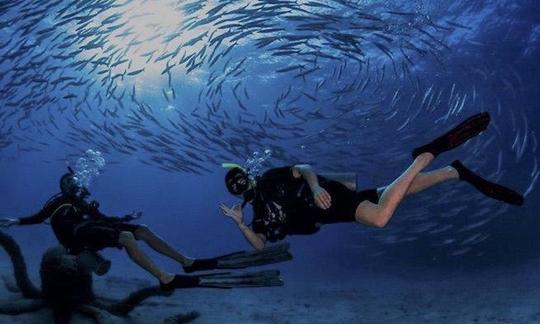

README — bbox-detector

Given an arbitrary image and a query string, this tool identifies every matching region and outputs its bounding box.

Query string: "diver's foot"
[160,274,201,291]
[412,112,491,159]
[183,258,219,273]
[415,152,435,165]
[451,160,524,206]
[160,273,175,285]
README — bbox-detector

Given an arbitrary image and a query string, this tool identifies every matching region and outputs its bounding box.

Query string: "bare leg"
[355,153,434,227]
[402,165,459,196]
[118,231,173,284]
[134,226,193,266]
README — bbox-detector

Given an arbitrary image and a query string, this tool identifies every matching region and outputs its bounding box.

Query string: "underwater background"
[0,0,539,323]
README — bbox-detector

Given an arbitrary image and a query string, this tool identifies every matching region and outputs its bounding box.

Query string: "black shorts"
[72,221,141,252]
[315,180,380,224]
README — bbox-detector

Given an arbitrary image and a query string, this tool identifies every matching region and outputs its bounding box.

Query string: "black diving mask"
[60,167,91,199]
[228,173,250,195]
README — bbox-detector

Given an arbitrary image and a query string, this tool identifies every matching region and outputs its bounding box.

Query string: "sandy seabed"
[1,260,539,324]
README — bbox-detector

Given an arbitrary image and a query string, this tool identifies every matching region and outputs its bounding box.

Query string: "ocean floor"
[1,259,539,324]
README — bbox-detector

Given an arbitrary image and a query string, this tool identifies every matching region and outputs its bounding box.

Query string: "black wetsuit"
[18,194,140,253]
[251,166,379,242]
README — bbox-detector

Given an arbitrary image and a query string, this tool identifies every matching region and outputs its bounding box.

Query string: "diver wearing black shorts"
[248,166,381,242]
[17,190,140,253]
[221,165,383,244]
[221,113,524,250]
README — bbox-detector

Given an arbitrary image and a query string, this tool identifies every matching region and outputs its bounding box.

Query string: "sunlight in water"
[108,0,184,76]
[74,0,211,90]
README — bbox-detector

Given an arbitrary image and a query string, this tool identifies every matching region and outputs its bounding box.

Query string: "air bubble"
[244,149,273,177]
[73,149,106,188]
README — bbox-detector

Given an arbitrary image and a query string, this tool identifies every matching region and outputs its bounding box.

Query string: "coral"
[0,230,181,324]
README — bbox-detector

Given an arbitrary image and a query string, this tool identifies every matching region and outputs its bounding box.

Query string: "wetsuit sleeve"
[18,202,58,225]
[91,209,130,223]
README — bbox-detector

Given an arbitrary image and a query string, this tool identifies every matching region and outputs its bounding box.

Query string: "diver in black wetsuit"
[0,168,287,290]
[220,113,524,250]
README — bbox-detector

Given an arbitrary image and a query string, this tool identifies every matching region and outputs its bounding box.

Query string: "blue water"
[1,0,539,323]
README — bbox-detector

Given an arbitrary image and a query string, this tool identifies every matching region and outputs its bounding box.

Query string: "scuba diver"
[220,112,525,250]
[0,167,290,290]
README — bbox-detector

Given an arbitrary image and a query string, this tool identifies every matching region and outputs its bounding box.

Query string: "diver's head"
[59,167,89,198]
[60,173,79,196]
[225,167,251,196]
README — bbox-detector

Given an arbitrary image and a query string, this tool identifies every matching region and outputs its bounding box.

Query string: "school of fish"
[0,0,537,259]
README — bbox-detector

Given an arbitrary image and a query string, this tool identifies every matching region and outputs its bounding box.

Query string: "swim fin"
[183,243,293,273]
[160,270,283,291]
[412,112,491,159]
[451,160,524,206]
[160,275,201,291]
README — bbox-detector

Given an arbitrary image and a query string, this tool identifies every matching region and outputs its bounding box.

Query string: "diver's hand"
[313,185,332,209]
[124,211,142,222]
[220,203,243,225]
[0,218,19,228]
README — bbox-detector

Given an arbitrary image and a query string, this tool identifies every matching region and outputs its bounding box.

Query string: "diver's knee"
[372,217,389,228]
[118,231,136,247]
[134,224,151,240]
[355,205,390,228]
[372,208,392,228]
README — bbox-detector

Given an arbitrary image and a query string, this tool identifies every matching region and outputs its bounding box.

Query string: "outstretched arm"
[96,211,141,223]
[1,210,49,228]
[6,203,55,226]
[292,164,332,209]
[89,202,142,223]
[0,218,19,228]
[220,203,266,251]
